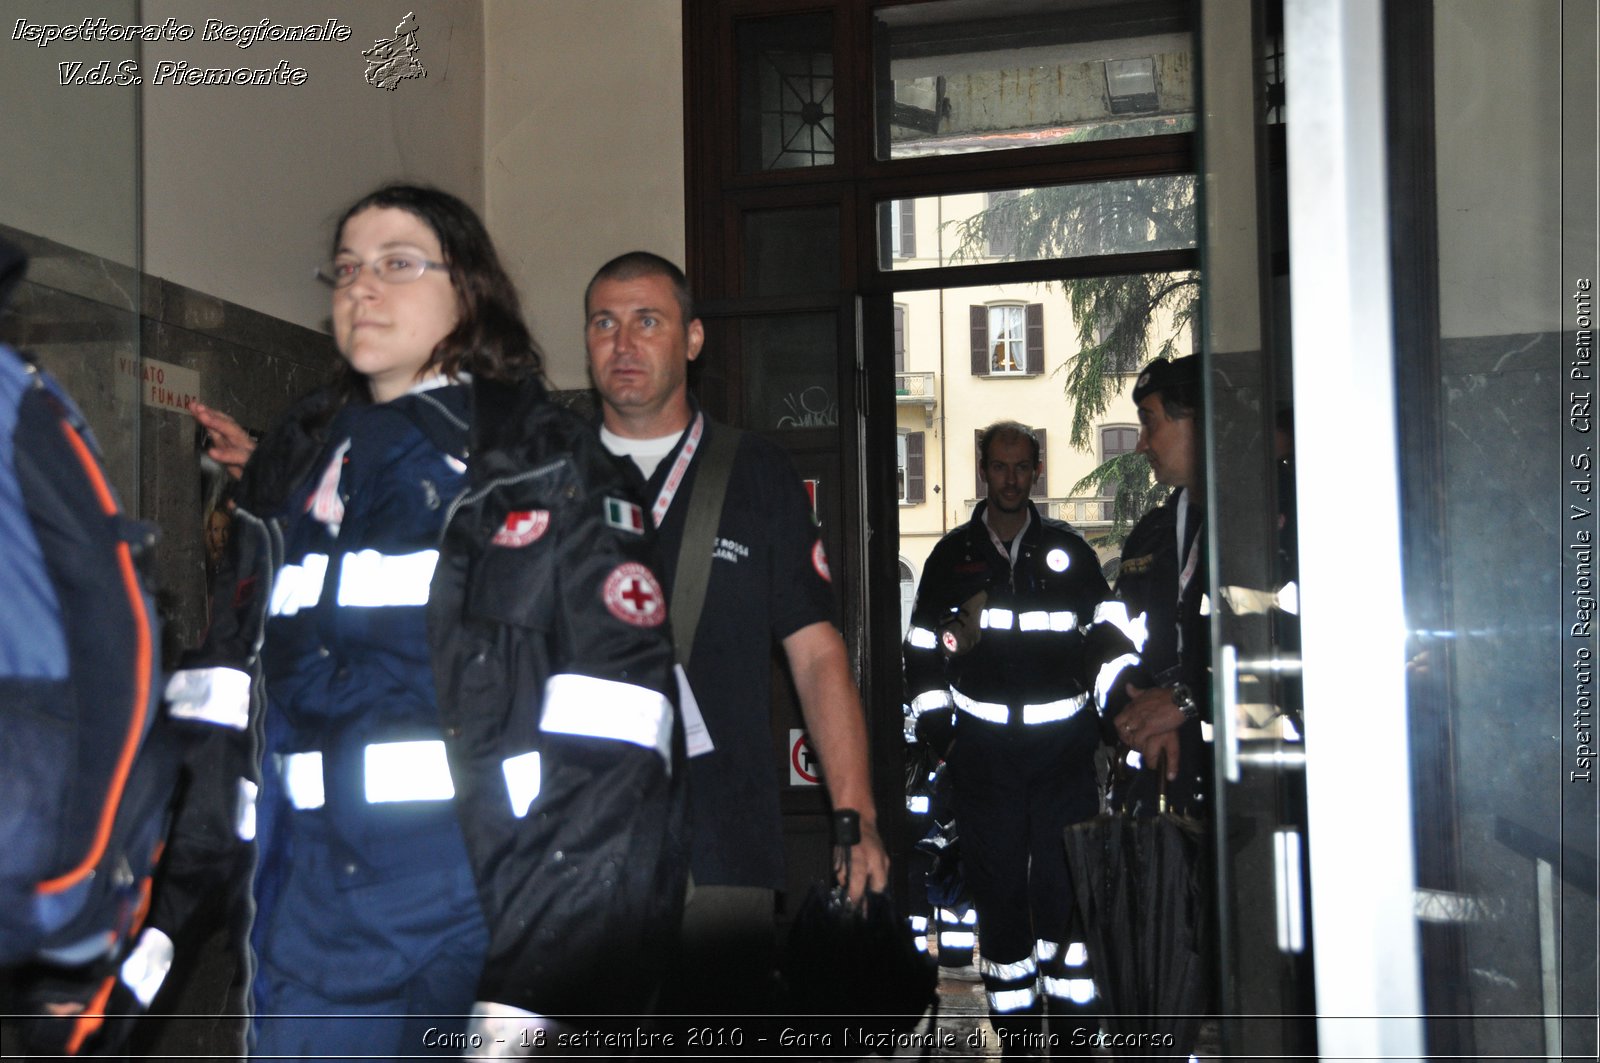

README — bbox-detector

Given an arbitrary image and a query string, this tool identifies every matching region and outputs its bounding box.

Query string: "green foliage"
[1070,451,1169,549]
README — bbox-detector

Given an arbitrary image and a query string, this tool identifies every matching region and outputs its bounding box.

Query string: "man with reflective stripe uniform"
[903,422,1138,1056]
[1107,355,1210,815]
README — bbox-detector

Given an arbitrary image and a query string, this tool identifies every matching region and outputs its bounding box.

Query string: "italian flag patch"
[604,496,646,535]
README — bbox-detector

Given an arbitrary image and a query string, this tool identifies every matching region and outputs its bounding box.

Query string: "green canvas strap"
[671,420,740,669]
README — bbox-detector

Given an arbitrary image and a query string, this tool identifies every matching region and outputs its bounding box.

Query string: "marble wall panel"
[0,222,337,652]
[1431,329,1589,1050]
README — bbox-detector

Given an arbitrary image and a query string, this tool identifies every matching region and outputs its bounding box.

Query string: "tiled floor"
[885,955,1219,1061]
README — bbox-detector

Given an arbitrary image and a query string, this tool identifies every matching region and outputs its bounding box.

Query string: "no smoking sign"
[789,729,821,786]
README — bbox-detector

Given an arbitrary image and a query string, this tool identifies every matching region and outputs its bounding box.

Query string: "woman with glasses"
[164,185,685,1059]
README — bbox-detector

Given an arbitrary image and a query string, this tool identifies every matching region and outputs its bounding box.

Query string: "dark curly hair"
[331,184,544,395]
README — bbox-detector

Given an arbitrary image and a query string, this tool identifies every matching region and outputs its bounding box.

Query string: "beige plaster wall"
[484,0,686,389]
[0,0,143,266]
[139,0,485,331]
[1434,0,1563,339]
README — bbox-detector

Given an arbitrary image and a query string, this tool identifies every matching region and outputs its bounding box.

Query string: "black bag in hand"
[780,812,938,1052]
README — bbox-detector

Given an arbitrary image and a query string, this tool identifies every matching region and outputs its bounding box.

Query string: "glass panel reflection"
[743,206,839,297]
[738,14,835,172]
[740,313,838,433]
[875,0,1194,160]
[878,177,1196,271]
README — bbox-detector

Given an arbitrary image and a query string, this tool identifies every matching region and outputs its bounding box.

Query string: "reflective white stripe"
[939,931,977,948]
[907,625,939,650]
[236,777,258,841]
[1034,939,1059,963]
[464,1001,559,1059]
[1094,600,1149,651]
[1039,975,1096,1004]
[540,673,674,766]
[1279,580,1300,615]
[1093,599,1130,630]
[119,927,175,1008]
[1018,610,1051,631]
[953,689,1010,724]
[937,908,962,921]
[1050,610,1079,632]
[269,553,329,616]
[909,689,954,715]
[1021,694,1088,725]
[914,936,929,952]
[954,688,1088,725]
[907,794,930,814]
[1064,941,1088,967]
[908,915,929,931]
[988,987,1037,1013]
[364,740,454,803]
[1095,652,1142,709]
[282,751,325,810]
[981,955,1038,981]
[337,549,439,608]
[502,751,541,818]
[979,607,1014,630]
[165,666,251,730]
[962,909,978,926]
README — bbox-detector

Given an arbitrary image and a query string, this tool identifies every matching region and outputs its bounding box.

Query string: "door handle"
[1220,644,1304,782]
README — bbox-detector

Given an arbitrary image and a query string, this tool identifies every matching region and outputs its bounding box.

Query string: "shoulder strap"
[670,421,740,668]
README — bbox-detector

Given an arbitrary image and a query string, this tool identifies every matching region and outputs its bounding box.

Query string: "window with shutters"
[974,427,1047,499]
[898,430,925,504]
[893,304,907,373]
[889,199,917,258]
[970,303,1043,376]
[1099,424,1139,496]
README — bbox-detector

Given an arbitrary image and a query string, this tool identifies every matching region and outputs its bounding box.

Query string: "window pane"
[989,305,1025,373]
[874,0,1194,161]
[743,206,839,296]
[738,14,835,172]
[738,313,838,432]
[877,177,1196,271]
[893,272,1193,583]
[1099,425,1139,496]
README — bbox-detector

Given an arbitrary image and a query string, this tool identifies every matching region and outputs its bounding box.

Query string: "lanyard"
[1176,489,1202,653]
[981,505,1030,578]
[1176,489,1201,599]
[650,412,705,528]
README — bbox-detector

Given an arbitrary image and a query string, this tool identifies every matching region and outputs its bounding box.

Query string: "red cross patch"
[811,540,831,583]
[492,509,550,548]
[602,563,666,627]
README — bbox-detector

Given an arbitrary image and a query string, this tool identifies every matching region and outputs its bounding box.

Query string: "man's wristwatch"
[1169,682,1200,721]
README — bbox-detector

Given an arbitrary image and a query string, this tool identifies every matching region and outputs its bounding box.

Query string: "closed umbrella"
[1063,760,1209,1060]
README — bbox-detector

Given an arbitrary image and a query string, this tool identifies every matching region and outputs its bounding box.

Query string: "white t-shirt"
[599,424,682,480]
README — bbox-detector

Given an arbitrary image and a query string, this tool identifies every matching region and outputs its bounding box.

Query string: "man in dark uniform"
[903,422,1139,1055]
[1108,355,1209,813]
[584,252,888,1014]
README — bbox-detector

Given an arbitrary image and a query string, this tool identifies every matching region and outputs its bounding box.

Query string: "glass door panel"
[1405,1,1597,1057]
[1196,0,1318,1056]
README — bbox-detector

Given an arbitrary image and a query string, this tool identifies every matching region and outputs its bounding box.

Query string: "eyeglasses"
[315,254,447,289]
